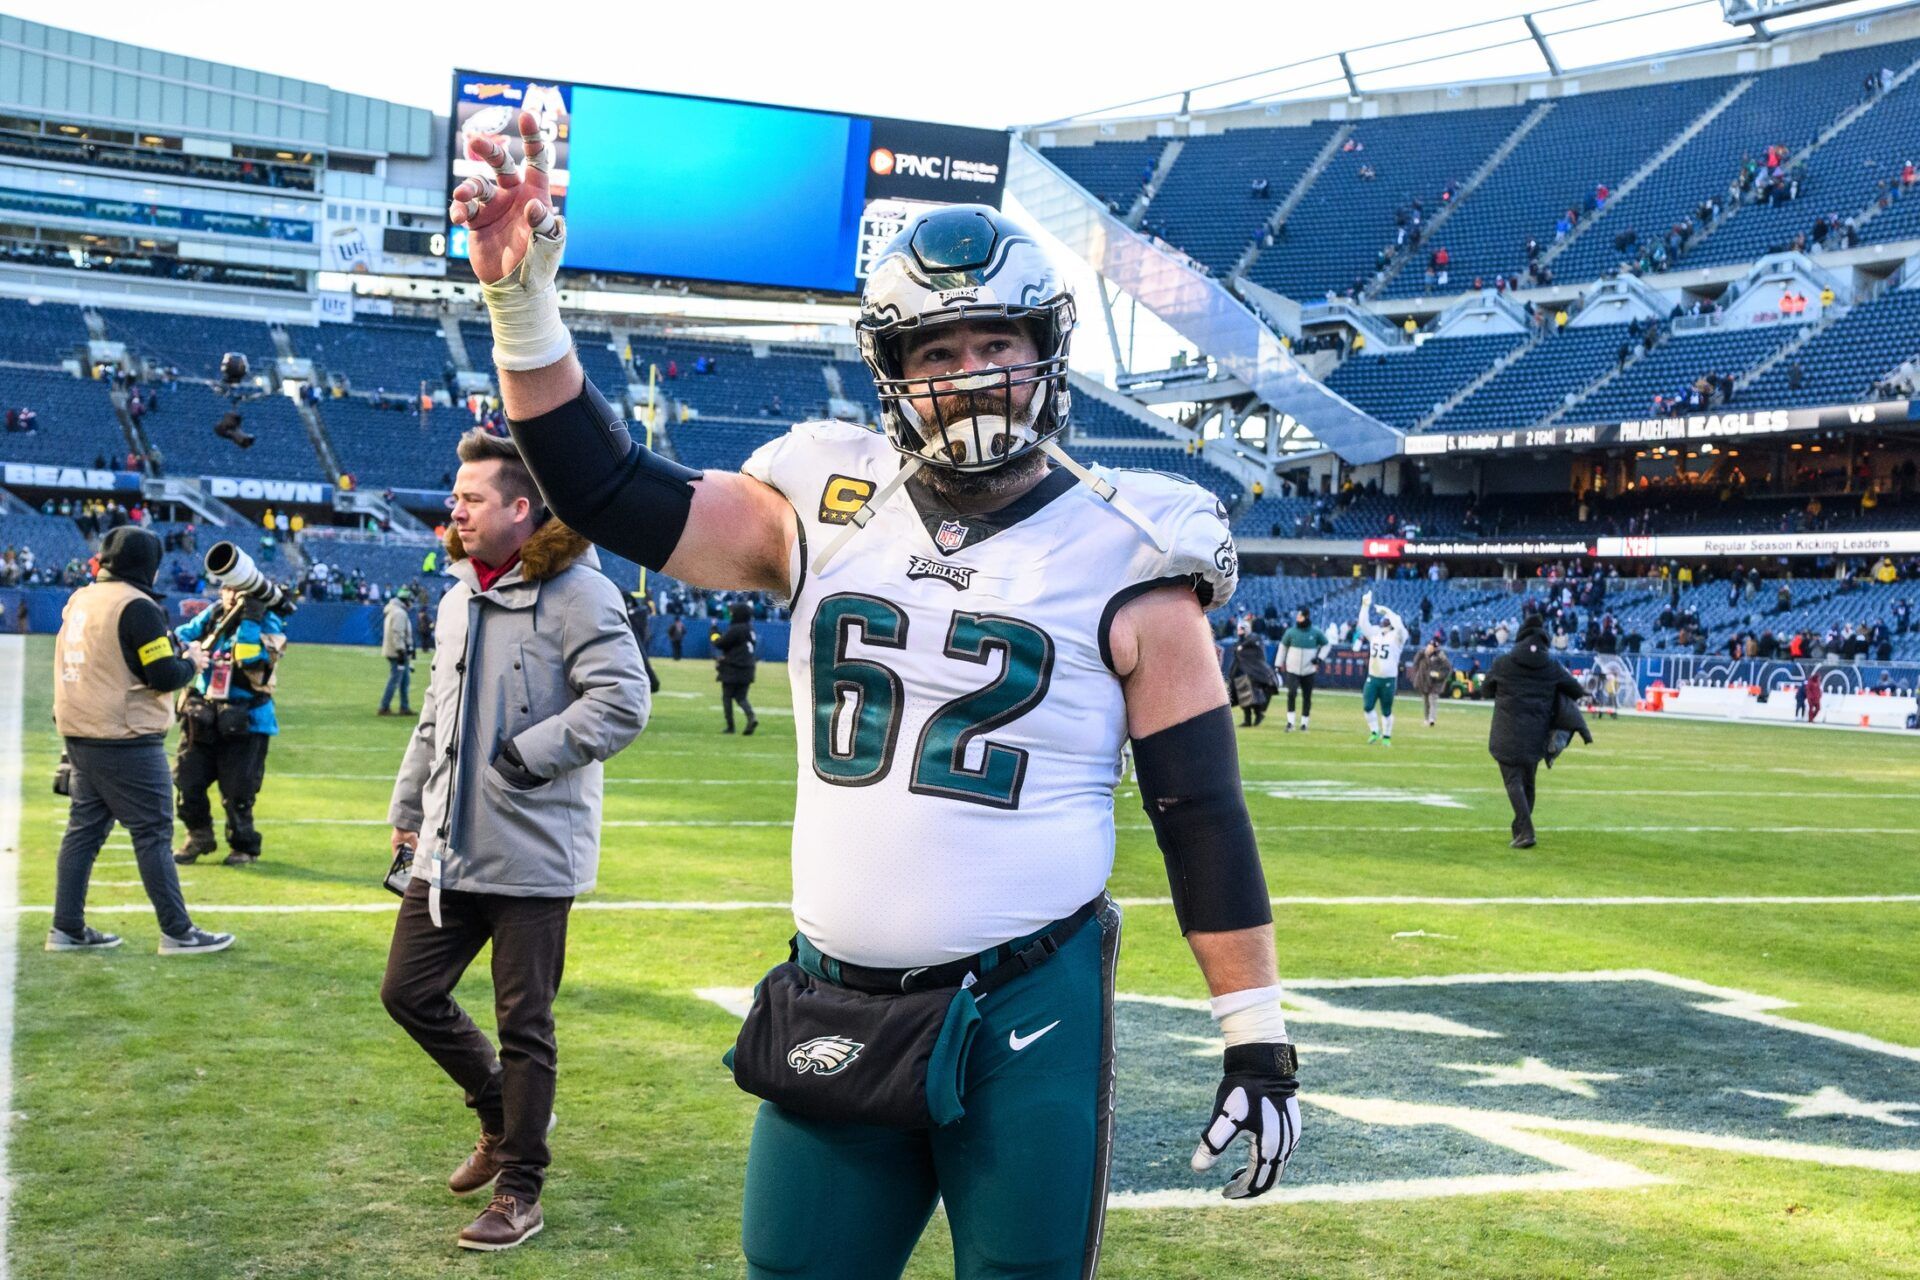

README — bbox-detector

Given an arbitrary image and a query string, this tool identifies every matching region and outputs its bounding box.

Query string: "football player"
[1355,592,1408,745]
[452,111,1301,1277]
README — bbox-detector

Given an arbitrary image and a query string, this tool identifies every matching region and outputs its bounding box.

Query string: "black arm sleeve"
[1132,705,1273,935]
[506,376,702,571]
[117,597,195,692]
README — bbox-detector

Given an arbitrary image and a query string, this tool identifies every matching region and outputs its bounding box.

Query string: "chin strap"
[812,455,925,573]
[1039,439,1169,552]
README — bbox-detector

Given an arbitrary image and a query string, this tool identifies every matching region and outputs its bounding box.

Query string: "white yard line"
[6,894,1918,917]
[0,635,22,1280]
[83,817,1914,837]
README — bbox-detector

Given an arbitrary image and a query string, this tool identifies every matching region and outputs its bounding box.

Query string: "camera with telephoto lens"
[204,541,295,615]
[53,751,71,796]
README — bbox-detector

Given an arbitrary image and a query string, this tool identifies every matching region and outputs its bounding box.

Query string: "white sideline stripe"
[0,635,22,1280]
[265,773,1920,801]
[116,821,1904,840]
[57,817,1919,837]
[10,894,1920,917]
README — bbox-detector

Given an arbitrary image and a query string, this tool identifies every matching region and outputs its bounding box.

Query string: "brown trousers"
[380,877,572,1200]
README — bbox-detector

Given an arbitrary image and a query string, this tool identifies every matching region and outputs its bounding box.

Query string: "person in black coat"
[1227,626,1279,727]
[1479,618,1585,848]
[711,602,758,735]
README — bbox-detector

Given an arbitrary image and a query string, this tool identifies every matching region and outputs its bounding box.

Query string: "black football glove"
[1191,1042,1301,1199]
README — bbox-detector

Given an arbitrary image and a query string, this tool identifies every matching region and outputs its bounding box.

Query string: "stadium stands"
[97,306,279,378]
[288,315,451,394]
[317,396,472,491]
[1380,76,1740,297]
[0,296,89,363]
[1246,104,1535,301]
[1533,39,1920,282]
[0,366,131,467]
[1430,325,1628,432]
[1742,288,1920,406]
[1069,395,1181,440]
[1322,333,1526,428]
[1039,138,1168,213]
[136,380,327,481]
[1139,121,1342,275]
[1564,325,1797,423]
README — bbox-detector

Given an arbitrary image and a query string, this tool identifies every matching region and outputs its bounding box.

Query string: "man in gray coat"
[381,430,648,1252]
[378,587,416,716]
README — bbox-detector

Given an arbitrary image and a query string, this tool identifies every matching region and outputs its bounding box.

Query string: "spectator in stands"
[379,588,417,717]
[1788,360,1805,391]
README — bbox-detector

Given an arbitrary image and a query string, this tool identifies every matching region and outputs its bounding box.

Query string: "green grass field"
[6,635,1919,1279]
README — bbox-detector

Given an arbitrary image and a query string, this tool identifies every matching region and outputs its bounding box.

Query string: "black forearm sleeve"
[506,376,702,571]
[117,597,194,692]
[1132,705,1273,935]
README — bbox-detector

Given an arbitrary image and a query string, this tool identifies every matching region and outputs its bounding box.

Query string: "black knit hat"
[96,526,162,591]
[1515,617,1548,645]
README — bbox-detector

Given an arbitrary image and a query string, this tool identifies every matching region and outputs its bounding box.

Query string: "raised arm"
[454,110,794,594]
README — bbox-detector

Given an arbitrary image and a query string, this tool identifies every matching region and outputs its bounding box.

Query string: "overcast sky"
[7,0,1911,128]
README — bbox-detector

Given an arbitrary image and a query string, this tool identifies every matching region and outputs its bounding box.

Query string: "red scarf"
[472,551,520,593]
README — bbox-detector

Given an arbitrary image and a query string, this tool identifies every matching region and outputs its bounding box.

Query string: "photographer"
[49,527,234,954]
[380,429,648,1251]
[172,580,286,867]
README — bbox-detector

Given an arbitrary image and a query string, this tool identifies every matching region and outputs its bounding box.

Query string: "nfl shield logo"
[935,520,969,553]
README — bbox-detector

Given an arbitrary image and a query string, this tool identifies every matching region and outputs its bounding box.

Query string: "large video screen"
[447,71,1010,294]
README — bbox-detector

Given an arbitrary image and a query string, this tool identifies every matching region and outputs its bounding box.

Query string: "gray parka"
[389,519,648,896]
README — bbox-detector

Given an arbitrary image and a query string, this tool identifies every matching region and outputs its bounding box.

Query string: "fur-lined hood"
[443,517,593,583]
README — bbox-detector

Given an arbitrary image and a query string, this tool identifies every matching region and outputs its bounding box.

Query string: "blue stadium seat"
[0,367,131,468]
[1039,138,1168,213]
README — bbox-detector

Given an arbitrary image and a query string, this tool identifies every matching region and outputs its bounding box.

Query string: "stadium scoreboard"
[447,71,1010,294]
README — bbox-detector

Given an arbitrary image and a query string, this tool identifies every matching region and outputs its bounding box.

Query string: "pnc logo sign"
[872,148,945,179]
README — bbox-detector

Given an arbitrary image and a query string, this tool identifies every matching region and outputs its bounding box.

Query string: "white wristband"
[1210,984,1290,1047]
[478,207,574,373]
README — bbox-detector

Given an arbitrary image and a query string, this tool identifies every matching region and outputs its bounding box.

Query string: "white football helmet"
[856,205,1075,473]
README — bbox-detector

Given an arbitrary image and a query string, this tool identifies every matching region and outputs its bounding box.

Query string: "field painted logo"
[818,475,875,525]
[1260,780,1468,809]
[707,972,1920,1204]
[788,1035,864,1076]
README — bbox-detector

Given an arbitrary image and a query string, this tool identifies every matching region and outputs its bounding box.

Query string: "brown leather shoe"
[457,1194,543,1251]
[448,1131,503,1196]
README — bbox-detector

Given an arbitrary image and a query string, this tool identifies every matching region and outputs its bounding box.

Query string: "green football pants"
[1362,675,1397,716]
[742,901,1122,1280]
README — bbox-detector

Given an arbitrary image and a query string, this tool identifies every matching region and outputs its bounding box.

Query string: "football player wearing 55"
[452,110,1301,1277]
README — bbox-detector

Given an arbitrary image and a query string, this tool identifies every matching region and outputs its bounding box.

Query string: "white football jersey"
[1357,608,1408,680]
[744,422,1238,967]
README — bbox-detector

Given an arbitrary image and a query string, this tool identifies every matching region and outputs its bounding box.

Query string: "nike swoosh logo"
[1008,1020,1061,1052]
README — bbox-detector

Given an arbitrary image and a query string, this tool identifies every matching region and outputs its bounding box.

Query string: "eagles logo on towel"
[788,1035,865,1076]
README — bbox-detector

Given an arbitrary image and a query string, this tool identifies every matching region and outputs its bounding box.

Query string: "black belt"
[814,895,1106,997]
